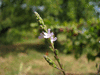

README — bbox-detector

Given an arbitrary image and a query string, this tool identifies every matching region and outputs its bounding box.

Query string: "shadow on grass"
[0,43,49,57]
[0,40,65,57]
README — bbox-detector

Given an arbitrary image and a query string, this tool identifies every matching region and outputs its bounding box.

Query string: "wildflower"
[99,41,100,43]
[38,29,53,39]
[44,55,57,68]
[38,29,57,43]
[43,29,54,38]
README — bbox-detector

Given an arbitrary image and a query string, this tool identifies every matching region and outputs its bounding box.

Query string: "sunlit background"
[0,0,100,75]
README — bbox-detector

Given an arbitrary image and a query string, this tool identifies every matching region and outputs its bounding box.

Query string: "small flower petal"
[50,37,57,43]
[43,32,47,35]
[38,33,44,39]
[51,32,54,36]
[43,29,53,38]
[53,37,57,41]
[44,34,51,38]
[48,29,51,34]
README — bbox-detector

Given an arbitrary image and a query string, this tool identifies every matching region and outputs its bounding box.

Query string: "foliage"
[0,0,34,44]
[0,0,96,44]
[52,18,100,61]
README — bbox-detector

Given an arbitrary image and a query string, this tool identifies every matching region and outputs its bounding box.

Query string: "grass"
[0,48,99,75]
[0,34,100,75]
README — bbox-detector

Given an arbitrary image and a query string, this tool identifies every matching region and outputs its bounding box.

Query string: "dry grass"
[0,48,99,75]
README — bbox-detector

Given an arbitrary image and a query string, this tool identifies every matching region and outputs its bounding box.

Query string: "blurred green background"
[0,0,100,75]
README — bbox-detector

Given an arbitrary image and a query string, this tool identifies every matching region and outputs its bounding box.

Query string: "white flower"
[38,28,57,43]
[38,29,54,39]
[43,29,54,38]
[99,41,100,43]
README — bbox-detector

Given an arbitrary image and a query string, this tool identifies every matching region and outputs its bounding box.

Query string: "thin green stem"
[51,43,66,75]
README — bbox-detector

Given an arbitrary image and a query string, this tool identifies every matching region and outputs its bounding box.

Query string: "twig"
[51,43,66,75]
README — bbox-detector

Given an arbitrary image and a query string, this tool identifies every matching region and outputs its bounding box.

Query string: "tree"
[0,0,34,44]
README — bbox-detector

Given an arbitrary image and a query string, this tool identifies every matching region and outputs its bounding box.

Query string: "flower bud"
[44,55,57,68]
[34,12,44,25]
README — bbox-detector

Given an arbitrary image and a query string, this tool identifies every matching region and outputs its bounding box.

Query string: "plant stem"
[51,43,66,75]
